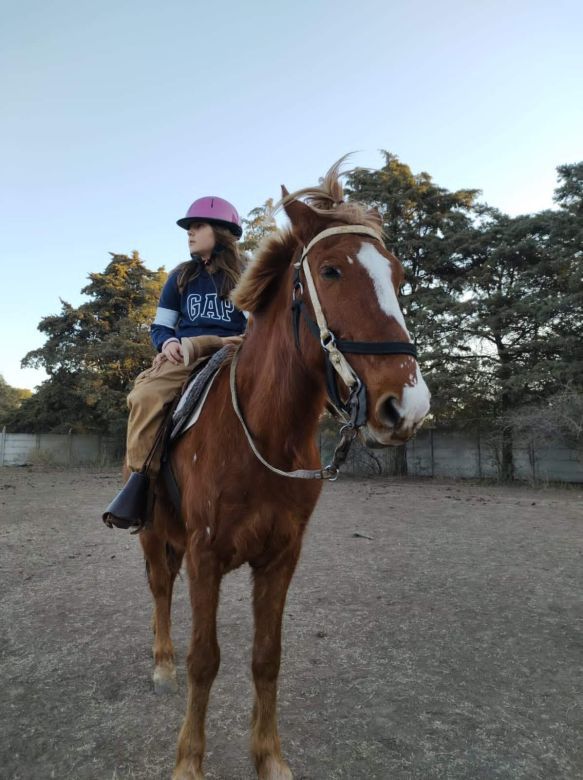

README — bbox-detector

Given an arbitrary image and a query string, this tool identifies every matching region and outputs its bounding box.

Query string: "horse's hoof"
[257,756,293,780]
[172,758,204,779]
[152,662,177,694]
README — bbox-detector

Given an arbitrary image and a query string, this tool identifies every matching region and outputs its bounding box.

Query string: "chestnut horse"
[139,161,430,780]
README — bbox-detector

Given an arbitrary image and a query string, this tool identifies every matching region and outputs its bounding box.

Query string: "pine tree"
[9,252,166,433]
[345,152,481,422]
[454,163,583,477]
[240,199,277,253]
[0,375,31,425]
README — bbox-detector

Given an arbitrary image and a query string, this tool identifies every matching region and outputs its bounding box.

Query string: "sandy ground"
[0,467,582,780]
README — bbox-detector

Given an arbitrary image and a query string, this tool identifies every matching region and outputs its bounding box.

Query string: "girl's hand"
[162,340,183,365]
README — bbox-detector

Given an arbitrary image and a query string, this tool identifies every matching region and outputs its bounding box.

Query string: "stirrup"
[102,471,149,530]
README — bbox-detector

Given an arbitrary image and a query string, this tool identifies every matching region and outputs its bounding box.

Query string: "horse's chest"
[188,476,320,570]
[208,498,310,570]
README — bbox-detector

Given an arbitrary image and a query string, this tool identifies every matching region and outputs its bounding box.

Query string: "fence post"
[529,440,536,482]
[0,426,6,467]
[430,428,435,477]
[68,428,73,467]
[477,424,482,479]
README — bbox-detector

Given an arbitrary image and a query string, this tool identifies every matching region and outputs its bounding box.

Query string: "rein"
[230,224,417,480]
[229,350,348,480]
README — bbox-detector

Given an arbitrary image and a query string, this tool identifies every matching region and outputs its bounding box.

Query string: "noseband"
[230,224,418,480]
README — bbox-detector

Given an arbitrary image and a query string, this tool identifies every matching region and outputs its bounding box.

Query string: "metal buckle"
[292,281,304,301]
[320,330,336,350]
[321,463,339,481]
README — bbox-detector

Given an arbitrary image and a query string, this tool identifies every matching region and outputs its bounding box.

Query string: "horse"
[139,159,431,780]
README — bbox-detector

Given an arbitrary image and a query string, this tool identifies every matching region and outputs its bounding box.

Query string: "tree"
[450,162,583,478]
[345,152,482,472]
[554,161,583,217]
[0,375,31,425]
[345,153,583,479]
[510,387,583,453]
[240,199,277,253]
[345,152,482,424]
[8,252,166,434]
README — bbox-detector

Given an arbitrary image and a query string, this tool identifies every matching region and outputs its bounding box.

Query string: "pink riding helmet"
[177,196,243,238]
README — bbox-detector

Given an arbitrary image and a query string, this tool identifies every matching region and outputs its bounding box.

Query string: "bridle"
[230,224,418,480]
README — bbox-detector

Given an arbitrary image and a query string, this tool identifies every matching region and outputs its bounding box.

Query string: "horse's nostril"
[378,395,402,427]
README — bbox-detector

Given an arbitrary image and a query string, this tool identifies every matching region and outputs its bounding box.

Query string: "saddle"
[155,344,234,517]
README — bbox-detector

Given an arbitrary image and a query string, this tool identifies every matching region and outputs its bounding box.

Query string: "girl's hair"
[174,225,245,298]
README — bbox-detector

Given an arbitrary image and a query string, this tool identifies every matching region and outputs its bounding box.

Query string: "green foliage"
[458,204,583,418]
[8,160,582,477]
[345,151,482,421]
[240,199,277,253]
[0,375,31,426]
[554,161,583,216]
[345,153,583,428]
[8,252,166,433]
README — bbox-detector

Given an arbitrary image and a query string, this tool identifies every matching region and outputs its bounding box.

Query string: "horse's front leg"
[140,527,183,694]
[173,547,222,780]
[251,543,301,780]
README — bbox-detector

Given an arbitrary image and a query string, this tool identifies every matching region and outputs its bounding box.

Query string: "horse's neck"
[235,303,326,463]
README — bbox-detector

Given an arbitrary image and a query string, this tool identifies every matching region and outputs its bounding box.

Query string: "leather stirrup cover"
[102,471,150,526]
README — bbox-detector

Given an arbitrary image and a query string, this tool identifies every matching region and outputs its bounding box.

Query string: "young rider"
[103,196,247,529]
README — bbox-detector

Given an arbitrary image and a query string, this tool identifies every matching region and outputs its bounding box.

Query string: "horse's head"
[281,188,430,447]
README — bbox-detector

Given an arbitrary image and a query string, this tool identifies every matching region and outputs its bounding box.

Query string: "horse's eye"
[320,265,341,280]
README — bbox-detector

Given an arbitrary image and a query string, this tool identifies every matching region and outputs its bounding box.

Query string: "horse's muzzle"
[362,387,430,448]
[361,422,421,449]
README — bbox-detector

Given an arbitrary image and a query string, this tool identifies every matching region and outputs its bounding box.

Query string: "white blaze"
[355,242,410,337]
[356,241,431,425]
[400,363,431,421]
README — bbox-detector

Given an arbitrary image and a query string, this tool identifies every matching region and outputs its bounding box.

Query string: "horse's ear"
[281,187,324,246]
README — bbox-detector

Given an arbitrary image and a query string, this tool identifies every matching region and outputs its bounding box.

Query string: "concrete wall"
[0,431,122,467]
[1,428,581,483]
[324,427,583,484]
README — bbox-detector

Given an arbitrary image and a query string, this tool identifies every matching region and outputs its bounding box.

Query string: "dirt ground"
[0,468,582,780]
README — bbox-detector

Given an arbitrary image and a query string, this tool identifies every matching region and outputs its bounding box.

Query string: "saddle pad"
[170,346,232,441]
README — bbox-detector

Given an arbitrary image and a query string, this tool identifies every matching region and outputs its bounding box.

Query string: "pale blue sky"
[1,0,581,389]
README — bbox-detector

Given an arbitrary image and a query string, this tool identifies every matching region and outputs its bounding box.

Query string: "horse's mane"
[278,154,383,231]
[232,229,297,313]
[232,155,383,313]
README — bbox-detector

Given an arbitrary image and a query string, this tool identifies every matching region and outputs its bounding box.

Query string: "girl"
[103,196,247,529]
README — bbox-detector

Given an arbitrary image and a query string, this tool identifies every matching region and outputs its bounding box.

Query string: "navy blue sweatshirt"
[150,260,247,352]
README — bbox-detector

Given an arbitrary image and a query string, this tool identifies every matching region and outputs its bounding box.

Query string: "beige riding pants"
[126,335,225,474]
